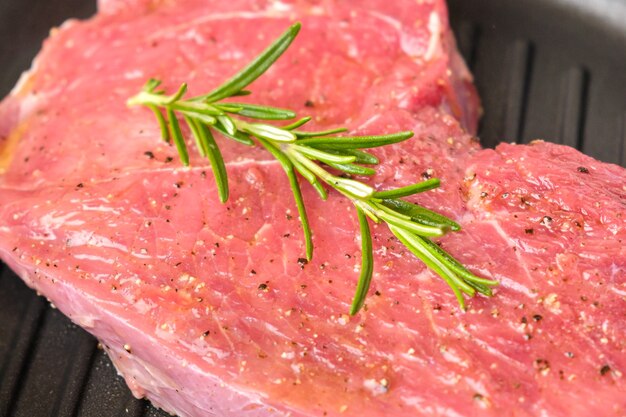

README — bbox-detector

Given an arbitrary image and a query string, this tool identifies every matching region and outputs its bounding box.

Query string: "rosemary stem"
[127,21,497,314]
[127,91,168,107]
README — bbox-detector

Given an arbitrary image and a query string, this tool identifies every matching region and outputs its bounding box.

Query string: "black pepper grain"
[533,359,550,373]
[297,258,308,269]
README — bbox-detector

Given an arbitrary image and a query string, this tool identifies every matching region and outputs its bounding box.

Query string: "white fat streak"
[150,10,291,39]
[495,276,536,299]
[366,11,402,31]
[464,376,489,399]
[367,11,422,60]
[401,396,467,417]
[74,314,97,328]
[65,230,128,252]
[485,219,536,297]
[440,346,469,368]
[264,322,289,339]
[30,211,84,241]
[610,285,626,297]
[424,12,442,61]
[80,204,121,214]
[110,345,182,392]
[124,69,144,80]
[363,379,387,396]
[12,66,37,97]
[227,158,279,168]
[356,113,383,131]
[11,70,47,123]
[311,347,337,370]
[367,9,442,62]
[465,333,528,373]
[253,222,273,242]
[269,0,293,12]
[73,253,115,264]
[1,160,281,194]
[40,211,85,229]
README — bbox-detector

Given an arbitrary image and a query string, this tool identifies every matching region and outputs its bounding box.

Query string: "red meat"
[0,1,624,416]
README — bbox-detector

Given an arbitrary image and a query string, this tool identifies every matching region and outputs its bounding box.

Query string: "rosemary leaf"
[197,122,229,203]
[297,131,413,149]
[381,199,461,231]
[376,204,446,237]
[258,137,313,261]
[374,178,441,199]
[327,162,376,176]
[287,167,314,261]
[217,114,237,136]
[183,115,208,157]
[148,104,169,142]
[231,90,252,97]
[282,116,312,130]
[178,111,217,126]
[350,207,374,315]
[217,102,296,120]
[143,78,162,92]
[389,226,467,309]
[293,127,349,137]
[419,237,498,294]
[167,83,188,104]
[166,108,189,166]
[291,144,357,164]
[330,177,374,199]
[200,23,301,103]
[213,123,255,146]
[171,101,223,117]
[319,148,380,165]
[291,158,328,200]
[311,181,328,200]
[243,123,297,143]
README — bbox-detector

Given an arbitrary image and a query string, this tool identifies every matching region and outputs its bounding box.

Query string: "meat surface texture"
[0,1,625,416]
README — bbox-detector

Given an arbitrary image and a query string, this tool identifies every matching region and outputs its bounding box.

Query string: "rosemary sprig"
[128,22,497,314]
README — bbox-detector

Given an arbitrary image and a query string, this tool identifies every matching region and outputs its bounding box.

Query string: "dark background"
[0,0,625,416]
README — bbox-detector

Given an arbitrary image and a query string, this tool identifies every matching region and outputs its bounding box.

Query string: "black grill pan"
[1,0,625,416]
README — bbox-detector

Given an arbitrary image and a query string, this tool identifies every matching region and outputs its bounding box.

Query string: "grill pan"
[1,0,625,416]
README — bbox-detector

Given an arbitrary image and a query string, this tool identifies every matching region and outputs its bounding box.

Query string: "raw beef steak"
[0,1,625,417]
